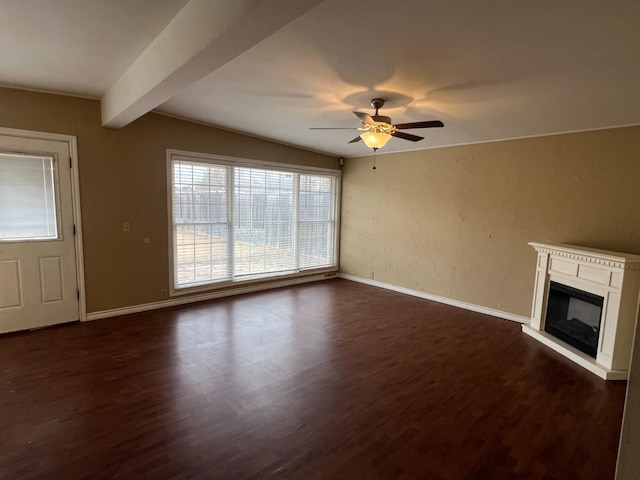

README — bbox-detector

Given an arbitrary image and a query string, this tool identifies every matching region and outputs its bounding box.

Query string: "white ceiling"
[1,0,639,157]
[0,0,188,96]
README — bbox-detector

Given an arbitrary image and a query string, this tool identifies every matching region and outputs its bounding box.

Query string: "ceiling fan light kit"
[360,129,392,150]
[311,98,444,152]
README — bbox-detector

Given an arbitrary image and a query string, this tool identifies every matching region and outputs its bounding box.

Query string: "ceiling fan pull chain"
[372,149,377,170]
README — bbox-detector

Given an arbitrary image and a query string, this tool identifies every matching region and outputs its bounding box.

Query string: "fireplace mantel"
[523,242,640,380]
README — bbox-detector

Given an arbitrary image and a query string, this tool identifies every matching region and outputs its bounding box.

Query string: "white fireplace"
[523,242,640,380]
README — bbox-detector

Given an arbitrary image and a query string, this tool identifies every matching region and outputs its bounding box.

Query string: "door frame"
[0,127,86,321]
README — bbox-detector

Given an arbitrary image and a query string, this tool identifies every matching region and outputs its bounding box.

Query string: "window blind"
[170,154,339,290]
[0,153,58,241]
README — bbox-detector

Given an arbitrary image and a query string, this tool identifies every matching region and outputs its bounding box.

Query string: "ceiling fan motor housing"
[370,98,385,109]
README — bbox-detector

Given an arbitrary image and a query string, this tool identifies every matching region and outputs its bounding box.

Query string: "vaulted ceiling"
[1,0,639,157]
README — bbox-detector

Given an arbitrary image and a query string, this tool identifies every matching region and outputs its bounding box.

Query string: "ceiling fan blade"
[348,136,362,143]
[394,120,444,129]
[309,127,359,130]
[353,111,376,125]
[392,131,424,142]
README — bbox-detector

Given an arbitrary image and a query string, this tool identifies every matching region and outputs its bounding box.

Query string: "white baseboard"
[86,273,336,321]
[337,273,530,324]
[85,272,528,325]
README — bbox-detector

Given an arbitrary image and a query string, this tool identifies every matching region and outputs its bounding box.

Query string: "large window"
[169,151,340,291]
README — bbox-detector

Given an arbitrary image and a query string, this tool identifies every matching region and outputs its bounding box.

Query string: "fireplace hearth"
[523,243,640,380]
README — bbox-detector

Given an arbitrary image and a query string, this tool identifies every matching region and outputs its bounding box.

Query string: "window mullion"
[329,177,337,265]
[293,173,300,271]
[227,165,235,280]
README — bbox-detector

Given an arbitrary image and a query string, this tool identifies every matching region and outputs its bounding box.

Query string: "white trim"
[68,136,86,321]
[170,267,338,297]
[167,149,342,175]
[0,127,86,321]
[166,152,176,296]
[345,123,640,158]
[529,241,640,270]
[86,272,336,321]
[337,273,530,324]
[155,111,340,159]
[0,83,99,101]
[344,123,640,159]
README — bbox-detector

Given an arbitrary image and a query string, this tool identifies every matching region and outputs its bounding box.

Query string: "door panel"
[0,134,78,333]
[39,256,64,303]
[0,259,22,308]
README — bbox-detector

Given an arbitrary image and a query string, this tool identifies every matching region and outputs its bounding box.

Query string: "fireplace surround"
[523,243,640,380]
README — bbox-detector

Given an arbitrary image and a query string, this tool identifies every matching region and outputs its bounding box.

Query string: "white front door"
[0,134,79,333]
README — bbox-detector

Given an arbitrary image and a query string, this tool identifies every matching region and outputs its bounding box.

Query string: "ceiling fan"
[310,98,444,150]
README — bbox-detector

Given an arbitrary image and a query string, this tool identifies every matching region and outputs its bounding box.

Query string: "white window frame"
[0,151,62,243]
[166,149,341,296]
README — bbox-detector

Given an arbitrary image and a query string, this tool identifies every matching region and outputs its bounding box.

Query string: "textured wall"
[0,87,338,313]
[340,126,640,317]
[617,306,640,479]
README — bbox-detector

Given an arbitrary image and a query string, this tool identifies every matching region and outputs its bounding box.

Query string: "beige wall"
[2,86,638,319]
[340,126,640,317]
[617,308,640,479]
[0,87,338,313]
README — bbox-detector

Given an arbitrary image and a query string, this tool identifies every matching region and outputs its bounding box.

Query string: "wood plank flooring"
[0,279,626,479]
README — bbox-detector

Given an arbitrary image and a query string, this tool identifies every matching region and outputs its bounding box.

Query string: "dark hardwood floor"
[0,279,626,479]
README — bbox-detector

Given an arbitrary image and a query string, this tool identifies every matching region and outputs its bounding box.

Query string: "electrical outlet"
[123,222,131,232]
[160,289,168,299]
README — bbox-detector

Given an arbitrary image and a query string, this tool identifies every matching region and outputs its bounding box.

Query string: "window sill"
[170,267,338,298]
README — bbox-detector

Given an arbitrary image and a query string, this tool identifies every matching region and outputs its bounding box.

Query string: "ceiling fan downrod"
[369,98,391,124]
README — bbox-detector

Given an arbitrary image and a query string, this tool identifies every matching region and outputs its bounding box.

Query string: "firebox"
[544,281,604,358]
